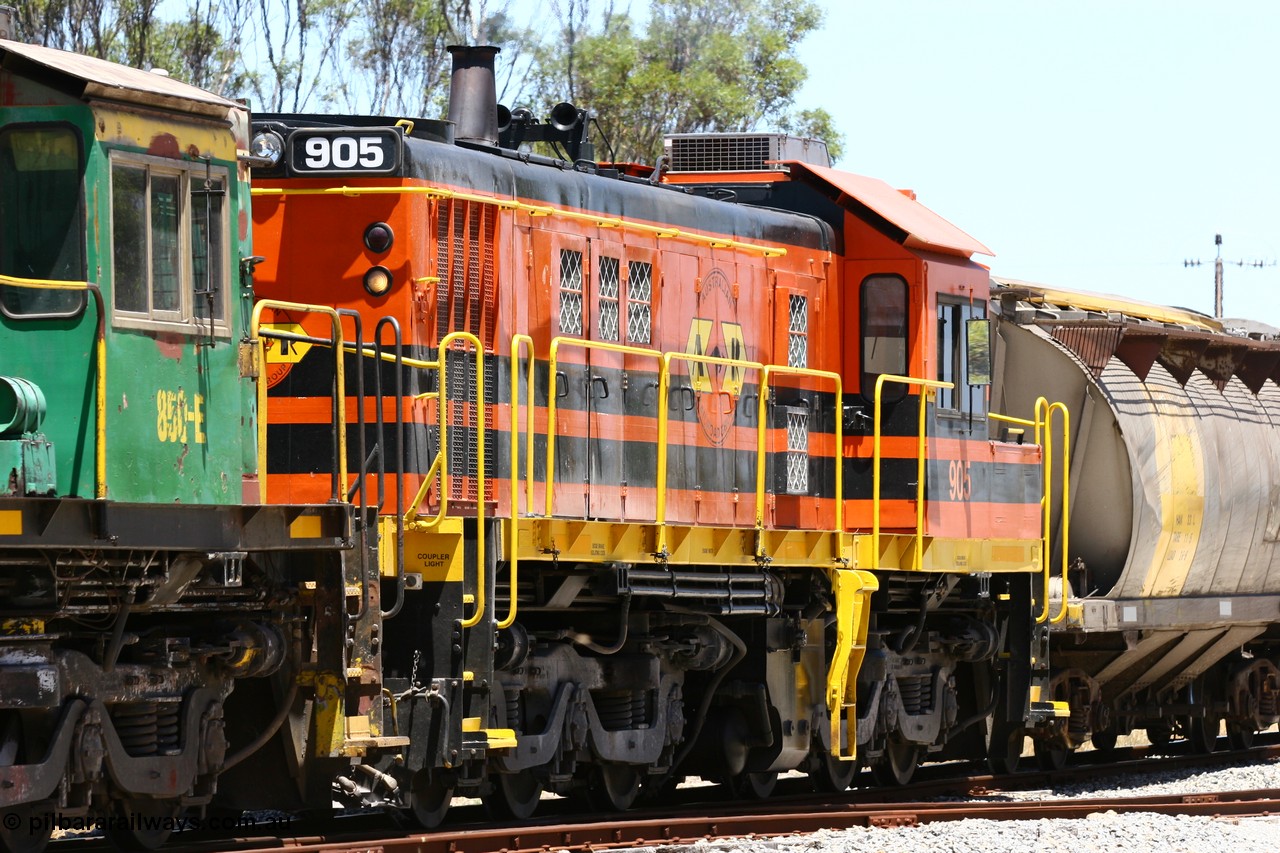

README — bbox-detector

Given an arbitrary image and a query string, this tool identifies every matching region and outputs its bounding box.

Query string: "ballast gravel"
[637,755,1280,853]
[670,813,1280,853]
[986,753,1280,801]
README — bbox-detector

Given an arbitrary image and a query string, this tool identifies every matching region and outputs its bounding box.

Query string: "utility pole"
[1184,234,1272,319]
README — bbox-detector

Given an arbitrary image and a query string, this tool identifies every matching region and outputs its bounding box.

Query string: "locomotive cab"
[663,140,1060,773]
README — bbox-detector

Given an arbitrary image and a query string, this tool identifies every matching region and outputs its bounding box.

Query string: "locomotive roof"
[395,130,834,252]
[252,113,833,252]
[0,38,241,118]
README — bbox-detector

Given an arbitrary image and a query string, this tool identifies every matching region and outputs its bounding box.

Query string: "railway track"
[39,738,1280,853]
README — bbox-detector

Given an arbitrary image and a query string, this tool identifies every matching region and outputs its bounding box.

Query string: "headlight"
[364,222,394,254]
[363,265,393,297]
[249,130,285,168]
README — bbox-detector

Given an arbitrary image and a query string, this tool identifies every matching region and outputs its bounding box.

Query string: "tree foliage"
[13,1,247,92]
[523,0,843,163]
[10,0,842,162]
[341,1,536,117]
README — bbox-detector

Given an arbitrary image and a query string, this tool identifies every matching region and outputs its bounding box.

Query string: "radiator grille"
[434,197,496,502]
[665,133,831,173]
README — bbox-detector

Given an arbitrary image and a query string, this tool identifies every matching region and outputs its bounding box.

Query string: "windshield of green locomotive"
[0,123,86,318]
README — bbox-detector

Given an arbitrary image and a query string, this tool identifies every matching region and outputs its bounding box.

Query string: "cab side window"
[0,124,86,318]
[110,153,228,333]
[936,299,986,415]
[860,274,908,402]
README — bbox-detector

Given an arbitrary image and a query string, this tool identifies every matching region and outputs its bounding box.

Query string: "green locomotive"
[0,39,362,851]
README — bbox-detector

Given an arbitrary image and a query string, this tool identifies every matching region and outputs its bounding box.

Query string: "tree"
[524,0,844,164]
[243,0,355,112]
[12,0,249,98]
[340,1,537,117]
[8,0,841,162]
[149,0,252,94]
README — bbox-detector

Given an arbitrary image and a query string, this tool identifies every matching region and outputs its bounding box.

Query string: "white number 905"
[303,136,385,169]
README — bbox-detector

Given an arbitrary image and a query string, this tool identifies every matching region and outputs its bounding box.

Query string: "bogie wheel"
[1089,726,1119,753]
[987,722,1025,775]
[587,764,641,812]
[0,812,51,853]
[482,687,541,819]
[409,769,453,828]
[1183,714,1219,754]
[104,798,183,851]
[1228,721,1257,750]
[809,748,858,793]
[0,808,51,853]
[872,738,920,786]
[1033,740,1068,772]
[639,773,684,805]
[0,714,51,853]
[724,770,777,800]
[485,770,544,820]
[1145,722,1172,750]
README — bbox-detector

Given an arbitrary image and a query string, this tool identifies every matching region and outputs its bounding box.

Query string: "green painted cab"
[0,40,257,503]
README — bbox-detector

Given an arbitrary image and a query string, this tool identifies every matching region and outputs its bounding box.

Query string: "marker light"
[249,130,284,167]
[364,222,394,254]
[363,265,393,297]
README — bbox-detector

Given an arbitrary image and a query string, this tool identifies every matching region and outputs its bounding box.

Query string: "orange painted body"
[252,140,1041,542]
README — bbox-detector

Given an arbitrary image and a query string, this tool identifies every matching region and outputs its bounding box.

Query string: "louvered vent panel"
[435,198,496,502]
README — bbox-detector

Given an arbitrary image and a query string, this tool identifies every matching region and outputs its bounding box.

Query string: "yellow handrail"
[988,411,1037,429]
[0,274,107,499]
[545,337,665,517]
[401,331,487,628]
[250,300,347,504]
[871,374,954,571]
[990,398,1071,624]
[499,334,536,630]
[656,350,765,530]
[1042,400,1071,625]
[539,340,847,552]
[260,325,437,370]
[252,185,787,258]
[754,364,845,531]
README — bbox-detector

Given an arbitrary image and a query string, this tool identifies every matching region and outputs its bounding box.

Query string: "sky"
[503,1,1280,323]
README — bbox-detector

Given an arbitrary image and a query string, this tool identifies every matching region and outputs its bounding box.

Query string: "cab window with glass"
[110,153,229,333]
[0,124,87,318]
[936,298,987,415]
[860,274,909,402]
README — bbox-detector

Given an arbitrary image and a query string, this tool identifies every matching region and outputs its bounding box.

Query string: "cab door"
[538,230,590,519]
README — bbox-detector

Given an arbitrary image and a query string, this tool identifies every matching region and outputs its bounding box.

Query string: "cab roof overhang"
[0,38,239,119]
[788,161,992,259]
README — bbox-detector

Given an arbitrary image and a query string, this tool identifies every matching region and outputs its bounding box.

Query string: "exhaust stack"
[446,45,500,147]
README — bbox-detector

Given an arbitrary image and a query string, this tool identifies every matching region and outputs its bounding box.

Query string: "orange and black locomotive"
[243,45,1050,820]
